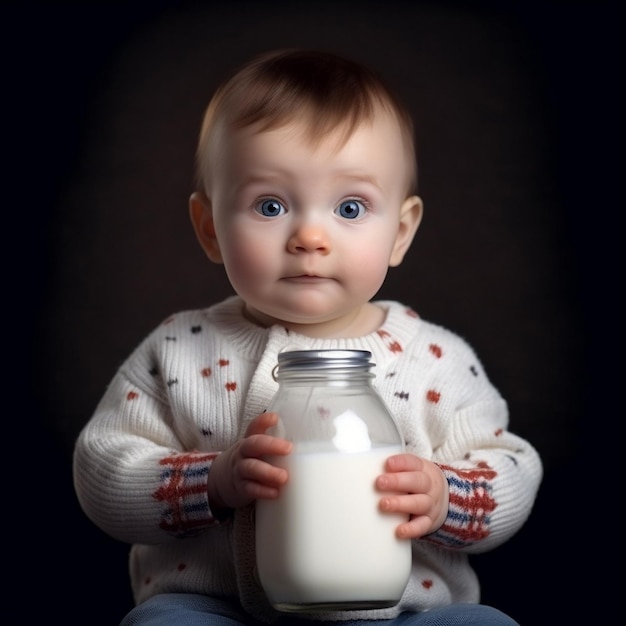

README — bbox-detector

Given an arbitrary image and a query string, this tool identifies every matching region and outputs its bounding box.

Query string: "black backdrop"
[6,1,619,624]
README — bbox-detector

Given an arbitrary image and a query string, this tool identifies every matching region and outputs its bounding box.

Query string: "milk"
[256,443,411,611]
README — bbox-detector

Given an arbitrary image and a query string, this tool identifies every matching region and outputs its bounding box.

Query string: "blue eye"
[336,199,366,220]
[257,199,285,217]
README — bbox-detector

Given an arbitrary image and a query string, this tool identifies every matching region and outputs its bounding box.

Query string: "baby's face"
[205,109,417,335]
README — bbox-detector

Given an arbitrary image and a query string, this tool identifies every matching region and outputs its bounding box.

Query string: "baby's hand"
[376,453,449,539]
[207,412,292,512]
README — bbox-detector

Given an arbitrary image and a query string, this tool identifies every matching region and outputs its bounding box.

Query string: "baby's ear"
[389,195,423,267]
[189,192,223,263]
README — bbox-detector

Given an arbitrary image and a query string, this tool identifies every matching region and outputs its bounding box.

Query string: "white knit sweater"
[73,296,542,622]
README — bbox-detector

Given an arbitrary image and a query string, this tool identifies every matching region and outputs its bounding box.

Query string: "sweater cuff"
[424,463,496,549]
[153,451,222,537]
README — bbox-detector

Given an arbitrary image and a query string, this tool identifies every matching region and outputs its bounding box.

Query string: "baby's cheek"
[348,252,390,291]
[224,236,273,275]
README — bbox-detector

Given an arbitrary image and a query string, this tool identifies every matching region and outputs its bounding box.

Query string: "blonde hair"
[195,49,417,195]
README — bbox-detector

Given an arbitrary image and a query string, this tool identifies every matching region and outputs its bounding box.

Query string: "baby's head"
[190,49,423,337]
[195,48,417,197]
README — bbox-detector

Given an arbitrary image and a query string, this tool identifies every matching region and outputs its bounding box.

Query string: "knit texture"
[73,296,542,622]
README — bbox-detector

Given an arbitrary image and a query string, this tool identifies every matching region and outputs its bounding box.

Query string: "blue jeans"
[120,594,520,625]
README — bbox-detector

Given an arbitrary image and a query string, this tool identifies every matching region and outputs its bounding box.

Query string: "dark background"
[6,1,619,624]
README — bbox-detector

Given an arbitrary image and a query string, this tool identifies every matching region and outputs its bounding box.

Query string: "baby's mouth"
[284,274,328,282]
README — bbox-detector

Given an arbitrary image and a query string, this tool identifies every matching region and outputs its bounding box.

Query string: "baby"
[74,48,542,625]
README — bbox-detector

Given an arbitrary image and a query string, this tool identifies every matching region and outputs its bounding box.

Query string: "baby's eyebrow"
[233,172,285,192]
[234,170,384,194]
[332,171,383,191]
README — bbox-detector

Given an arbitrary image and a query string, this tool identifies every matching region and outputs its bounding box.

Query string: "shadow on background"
[7,1,619,624]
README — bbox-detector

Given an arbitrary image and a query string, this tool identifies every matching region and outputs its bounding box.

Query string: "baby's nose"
[287,224,331,254]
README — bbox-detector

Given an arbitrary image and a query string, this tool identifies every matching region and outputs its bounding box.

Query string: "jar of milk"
[255,349,412,612]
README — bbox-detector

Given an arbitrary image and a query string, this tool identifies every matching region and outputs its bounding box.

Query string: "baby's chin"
[245,302,383,339]
[243,298,335,325]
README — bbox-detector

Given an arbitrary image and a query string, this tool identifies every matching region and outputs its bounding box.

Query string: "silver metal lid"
[276,349,373,371]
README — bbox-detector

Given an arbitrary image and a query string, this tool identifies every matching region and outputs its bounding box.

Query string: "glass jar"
[255,349,411,612]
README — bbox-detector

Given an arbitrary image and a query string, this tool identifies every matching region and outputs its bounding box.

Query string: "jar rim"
[276,349,374,372]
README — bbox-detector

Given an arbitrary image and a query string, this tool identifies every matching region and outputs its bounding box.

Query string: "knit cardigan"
[73,295,542,622]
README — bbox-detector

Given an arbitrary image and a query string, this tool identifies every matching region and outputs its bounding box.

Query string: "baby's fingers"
[376,469,432,495]
[238,457,287,486]
[240,433,292,460]
[384,453,423,473]
[379,492,433,516]
[394,515,434,540]
[244,411,280,436]
[235,457,289,501]
[380,493,437,539]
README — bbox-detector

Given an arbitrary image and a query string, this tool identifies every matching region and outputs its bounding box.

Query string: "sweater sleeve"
[419,333,543,554]
[427,400,542,553]
[381,318,543,556]
[73,331,225,545]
